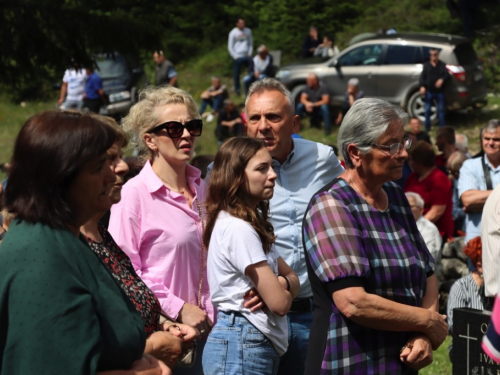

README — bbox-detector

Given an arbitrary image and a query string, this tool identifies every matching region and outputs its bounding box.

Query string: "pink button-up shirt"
[109,161,214,322]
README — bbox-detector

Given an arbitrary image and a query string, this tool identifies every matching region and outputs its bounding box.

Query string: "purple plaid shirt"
[303,178,434,375]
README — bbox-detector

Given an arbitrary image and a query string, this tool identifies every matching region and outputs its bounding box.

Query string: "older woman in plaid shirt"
[303,98,448,375]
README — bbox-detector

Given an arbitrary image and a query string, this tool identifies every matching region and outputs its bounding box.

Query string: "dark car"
[95,52,147,118]
[276,33,488,123]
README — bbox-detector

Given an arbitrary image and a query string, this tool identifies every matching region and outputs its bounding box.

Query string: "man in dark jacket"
[420,48,448,131]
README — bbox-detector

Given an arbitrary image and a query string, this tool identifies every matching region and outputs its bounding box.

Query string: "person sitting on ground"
[216,99,243,146]
[154,50,178,87]
[199,76,229,118]
[408,116,431,144]
[435,126,457,170]
[405,140,454,241]
[301,26,321,58]
[335,78,364,126]
[80,115,198,369]
[447,151,467,234]
[406,192,442,265]
[313,35,339,58]
[243,45,274,96]
[447,236,484,359]
[295,73,331,135]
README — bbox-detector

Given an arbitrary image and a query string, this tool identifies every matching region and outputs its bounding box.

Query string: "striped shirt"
[303,179,434,375]
[447,274,484,335]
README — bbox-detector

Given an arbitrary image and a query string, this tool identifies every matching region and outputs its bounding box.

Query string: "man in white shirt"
[406,192,442,264]
[481,185,500,302]
[57,59,86,110]
[228,18,253,96]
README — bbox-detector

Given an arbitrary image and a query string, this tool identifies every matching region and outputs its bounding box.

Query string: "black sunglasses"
[148,119,203,138]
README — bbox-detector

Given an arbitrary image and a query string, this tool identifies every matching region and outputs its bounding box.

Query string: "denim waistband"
[216,310,249,325]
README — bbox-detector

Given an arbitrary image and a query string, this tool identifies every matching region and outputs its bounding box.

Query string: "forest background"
[1,0,500,102]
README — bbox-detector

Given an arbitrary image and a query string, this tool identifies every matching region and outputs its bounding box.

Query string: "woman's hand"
[424,310,448,350]
[162,322,199,350]
[145,332,183,368]
[98,354,171,375]
[400,334,433,371]
[177,303,213,338]
[243,287,268,312]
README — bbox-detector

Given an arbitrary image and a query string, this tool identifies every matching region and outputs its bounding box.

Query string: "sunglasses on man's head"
[148,119,203,138]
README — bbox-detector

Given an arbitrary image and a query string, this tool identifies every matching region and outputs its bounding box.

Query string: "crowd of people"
[2,20,500,375]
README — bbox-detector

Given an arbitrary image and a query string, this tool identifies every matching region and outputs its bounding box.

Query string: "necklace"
[155,173,193,207]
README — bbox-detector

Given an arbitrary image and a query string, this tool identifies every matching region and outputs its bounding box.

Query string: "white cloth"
[207,211,288,355]
[62,69,87,101]
[481,185,500,297]
[228,27,253,59]
[416,215,442,264]
[253,54,271,74]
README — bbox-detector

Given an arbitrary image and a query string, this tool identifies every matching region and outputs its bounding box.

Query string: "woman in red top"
[405,140,454,240]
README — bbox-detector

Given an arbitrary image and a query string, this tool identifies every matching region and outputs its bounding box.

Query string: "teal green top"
[0,219,146,374]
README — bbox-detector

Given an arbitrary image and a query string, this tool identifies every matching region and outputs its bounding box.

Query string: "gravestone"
[453,308,500,375]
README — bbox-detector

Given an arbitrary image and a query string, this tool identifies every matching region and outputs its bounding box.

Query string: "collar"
[273,138,296,166]
[484,154,500,171]
[140,160,202,194]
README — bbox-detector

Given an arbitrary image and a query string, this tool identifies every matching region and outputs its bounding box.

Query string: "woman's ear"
[143,133,157,152]
[347,143,362,167]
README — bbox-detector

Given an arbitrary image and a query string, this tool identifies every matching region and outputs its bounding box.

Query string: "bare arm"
[168,76,178,87]
[245,260,294,316]
[143,332,182,368]
[424,204,446,223]
[461,190,492,212]
[299,92,310,106]
[98,354,170,375]
[315,93,330,107]
[58,82,68,105]
[332,283,447,349]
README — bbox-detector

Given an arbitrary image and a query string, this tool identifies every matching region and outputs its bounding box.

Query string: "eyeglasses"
[371,137,412,155]
[148,119,203,138]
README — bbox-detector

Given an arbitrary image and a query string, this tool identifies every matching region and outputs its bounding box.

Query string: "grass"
[421,336,452,375]
[0,52,496,374]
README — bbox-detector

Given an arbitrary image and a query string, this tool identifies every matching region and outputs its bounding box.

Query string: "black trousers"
[83,98,102,113]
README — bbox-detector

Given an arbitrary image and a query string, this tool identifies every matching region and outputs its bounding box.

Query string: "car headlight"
[108,91,131,103]
[275,70,291,81]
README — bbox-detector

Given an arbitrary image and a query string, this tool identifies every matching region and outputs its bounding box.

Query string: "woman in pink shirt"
[109,86,214,374]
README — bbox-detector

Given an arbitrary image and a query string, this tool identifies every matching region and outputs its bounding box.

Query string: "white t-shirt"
[62,69,87,101]
[207,211,288,355]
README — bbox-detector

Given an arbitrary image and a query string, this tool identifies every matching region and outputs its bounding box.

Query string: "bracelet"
[278,274,290,291]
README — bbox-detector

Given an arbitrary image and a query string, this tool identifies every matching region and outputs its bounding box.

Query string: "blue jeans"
[199,95,224,115]
[61,99,83,110]
[202,311,280,375]
[296,103,331,134]
[424,91,445,131]
[233,57,253,95]
[277,312,312,375]
[243,74,269,96]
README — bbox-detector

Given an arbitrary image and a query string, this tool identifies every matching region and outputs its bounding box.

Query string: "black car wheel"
[407,90,438,125]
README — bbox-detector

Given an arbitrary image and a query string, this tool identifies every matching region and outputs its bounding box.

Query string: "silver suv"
[276,33,488,123]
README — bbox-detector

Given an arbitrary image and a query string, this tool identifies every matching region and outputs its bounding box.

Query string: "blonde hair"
[121,86,200,161]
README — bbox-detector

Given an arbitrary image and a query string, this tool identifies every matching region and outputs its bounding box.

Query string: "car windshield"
[95,55,128,79]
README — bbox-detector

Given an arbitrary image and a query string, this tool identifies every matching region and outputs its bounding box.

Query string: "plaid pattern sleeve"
[303,179,435,375]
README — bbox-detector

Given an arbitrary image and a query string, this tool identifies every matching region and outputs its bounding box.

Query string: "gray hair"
[338,98,409,169]
[245,78,295,113]
[484,119,500,134]
[405,192,424,208]
[455,133,468,154]
[348,78,359,86]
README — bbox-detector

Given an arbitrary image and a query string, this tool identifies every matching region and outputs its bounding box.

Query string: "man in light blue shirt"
[458,119,500,246]
[245,78,343,374]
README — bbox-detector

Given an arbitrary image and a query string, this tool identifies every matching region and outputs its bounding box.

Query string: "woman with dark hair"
[405,140,454,240]
[0,111,168,374]
[202,137,299,375]
[80,116,198,369]
[109,86,214,374]
[303,98,447,374]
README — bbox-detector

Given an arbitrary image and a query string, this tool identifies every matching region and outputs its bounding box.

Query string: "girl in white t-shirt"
[202,137,300,375]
